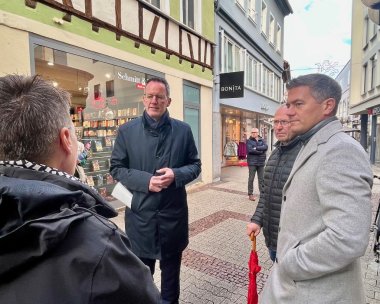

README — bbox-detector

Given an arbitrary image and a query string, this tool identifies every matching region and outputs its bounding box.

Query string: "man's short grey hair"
[286,73,342,115]
[146,77,170,96]
[0,74,71,163]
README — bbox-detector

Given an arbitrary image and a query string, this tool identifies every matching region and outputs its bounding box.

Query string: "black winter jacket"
[246,137,268,166]
[110,111,201,260]
[249,118,335,251]
[251,137,302,251]
[0,165,160,304]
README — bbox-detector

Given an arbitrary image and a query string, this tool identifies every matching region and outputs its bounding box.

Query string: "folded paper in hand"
[111,182,133,209]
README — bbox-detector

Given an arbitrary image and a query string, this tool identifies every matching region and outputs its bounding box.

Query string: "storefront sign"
[117,72,146,85]
[219,71,244,99]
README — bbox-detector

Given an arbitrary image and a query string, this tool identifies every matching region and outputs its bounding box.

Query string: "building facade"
[213,0,292,178]
[351,0,380,163]
[0,0,215,199]
[335,60,360,138]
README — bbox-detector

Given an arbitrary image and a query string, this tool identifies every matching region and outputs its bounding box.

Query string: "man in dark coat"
[0,75,160,304]
[246,128,268,201]
[110,77,201,304]
[246,106,302,261]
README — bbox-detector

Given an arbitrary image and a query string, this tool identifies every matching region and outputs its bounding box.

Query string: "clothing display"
[224,141,238,157]
[237,141,247,160]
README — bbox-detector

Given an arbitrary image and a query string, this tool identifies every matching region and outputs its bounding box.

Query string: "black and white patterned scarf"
[0,160,81,182]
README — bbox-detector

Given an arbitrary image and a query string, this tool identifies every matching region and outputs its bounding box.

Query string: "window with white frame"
[223,38,244,78]
[363,15,369,47]
[261,1,268,36]
[362,63,368,94]
[371,54,377,90]
[144,0,160,8]
[377,51,380,87]
[246,56,253,87]
[255,62,262,92]
[222,35,243,73]
[181,0,201,31]
[235,0,256,22]
[182,0,194,29]
[221,38,283,101]
[269,14,275,46]
[248,0,256,21]
[268,71,274,98]
[276,23,282,52]
[143,0,170,14]
[262,65,268,95]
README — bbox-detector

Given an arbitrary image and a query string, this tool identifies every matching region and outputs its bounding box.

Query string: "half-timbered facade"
[0,0,215,199]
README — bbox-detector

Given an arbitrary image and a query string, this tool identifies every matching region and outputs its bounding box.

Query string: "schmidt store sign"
[219,71,244,99]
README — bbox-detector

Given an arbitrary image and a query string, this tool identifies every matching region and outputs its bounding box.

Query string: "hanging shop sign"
[219,71,244,99]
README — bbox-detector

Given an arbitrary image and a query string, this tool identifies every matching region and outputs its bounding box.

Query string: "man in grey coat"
[261,73,373,304]
[110,77,201,304]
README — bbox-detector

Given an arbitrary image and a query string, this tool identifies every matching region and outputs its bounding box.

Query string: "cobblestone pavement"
[112,166,380,304]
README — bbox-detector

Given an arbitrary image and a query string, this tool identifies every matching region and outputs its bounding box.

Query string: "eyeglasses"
[251,131,258,134]
[273,120,290,127]
[144,94,167,101]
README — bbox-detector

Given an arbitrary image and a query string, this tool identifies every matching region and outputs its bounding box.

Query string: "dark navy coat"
[246,136,268,166]
[110,112,201,260]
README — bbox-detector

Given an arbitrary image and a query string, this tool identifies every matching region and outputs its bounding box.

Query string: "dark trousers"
[248,165,264,195]
[140,253,182,304]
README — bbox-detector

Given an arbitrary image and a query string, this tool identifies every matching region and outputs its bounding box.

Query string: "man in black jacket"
[246,106,302,261]
[0,75,160,303]
[246,128,268,201]
[110,77,201,304]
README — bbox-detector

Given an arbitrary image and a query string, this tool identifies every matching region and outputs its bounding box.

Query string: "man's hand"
[246,222,261,237]
[149,168,175,192]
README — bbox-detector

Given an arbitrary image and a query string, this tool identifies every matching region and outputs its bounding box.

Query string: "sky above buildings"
[284,0,352,77]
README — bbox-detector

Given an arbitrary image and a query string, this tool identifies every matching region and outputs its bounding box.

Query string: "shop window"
[183,83,200,152]
[34,45,154,201]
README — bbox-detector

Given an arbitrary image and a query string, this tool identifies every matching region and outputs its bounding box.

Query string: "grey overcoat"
[261,119,373,304]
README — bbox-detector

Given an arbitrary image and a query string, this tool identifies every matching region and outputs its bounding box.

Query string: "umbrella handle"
[250,233,256,252]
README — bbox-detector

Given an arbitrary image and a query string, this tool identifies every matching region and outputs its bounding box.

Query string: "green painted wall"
[202,0,214,42]
[0,0,212,80]
[170,0,180,22]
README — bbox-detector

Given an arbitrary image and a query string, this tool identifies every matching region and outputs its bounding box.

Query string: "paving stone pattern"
[113,166,380,304]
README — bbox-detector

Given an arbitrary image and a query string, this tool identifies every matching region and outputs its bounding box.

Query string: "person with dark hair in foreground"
[0,74,160,304]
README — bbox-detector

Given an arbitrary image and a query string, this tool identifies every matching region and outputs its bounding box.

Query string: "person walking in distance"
[246,105,303,262]
[246,128,268,201]
[110,77,201,304]
[261,73,372,304]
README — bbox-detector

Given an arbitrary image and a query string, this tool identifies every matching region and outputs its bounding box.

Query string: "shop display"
[73,108,138,201]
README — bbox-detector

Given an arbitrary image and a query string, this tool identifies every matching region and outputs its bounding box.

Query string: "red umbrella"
[247,233,261,304]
